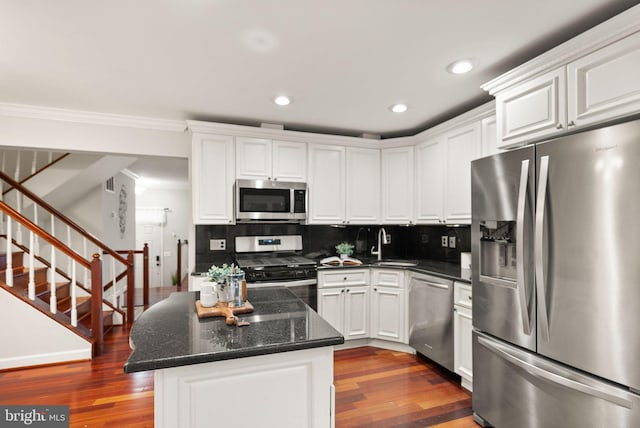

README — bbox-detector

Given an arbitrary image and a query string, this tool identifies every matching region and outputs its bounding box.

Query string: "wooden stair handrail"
[2,153,70,196]
[0,201,90,269]
[0,170,131,267]
[3,235,126,326]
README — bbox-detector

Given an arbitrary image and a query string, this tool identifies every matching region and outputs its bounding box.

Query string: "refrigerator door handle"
[535,155,551,341]
[478,335,634,409]
[516,159,532,335]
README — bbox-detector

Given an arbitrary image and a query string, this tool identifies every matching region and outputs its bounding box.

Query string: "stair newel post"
[143,243,149,307]
[50,213,56,313]
[70,260,77,327]
[27,230,35,300]
[90,253,104,356]
[5,217,13,287]
[127,250,134,326]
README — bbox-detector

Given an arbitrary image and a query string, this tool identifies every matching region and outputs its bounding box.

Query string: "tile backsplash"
[195,223,470,270]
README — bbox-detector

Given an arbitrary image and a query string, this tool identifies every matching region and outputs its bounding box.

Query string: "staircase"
[0,151,142,362]
[0,250,114,343]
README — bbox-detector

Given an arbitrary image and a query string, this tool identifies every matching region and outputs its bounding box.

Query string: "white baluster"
[31,150,37,175]
[33,204,40,255]
[70,261,77,327]
[67,225,72,273]
[111,257,118,303]
[28,231,35,300]
[5,217,13,287]
[50,214,57,314]
[14,152,22,245]
[83,238,88,286]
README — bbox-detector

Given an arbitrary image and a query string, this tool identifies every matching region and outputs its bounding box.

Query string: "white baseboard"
[0,348,91,370]
[335,339,416,354]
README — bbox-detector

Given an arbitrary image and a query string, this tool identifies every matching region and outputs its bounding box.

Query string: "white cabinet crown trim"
[482,4,640,95]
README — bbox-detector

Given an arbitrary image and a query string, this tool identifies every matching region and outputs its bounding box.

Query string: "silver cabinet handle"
[478,336,633,409]
[516,159,532,335]
[535,155,550,341]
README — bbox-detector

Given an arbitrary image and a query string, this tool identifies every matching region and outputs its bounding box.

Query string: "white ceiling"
[2,0,639,140]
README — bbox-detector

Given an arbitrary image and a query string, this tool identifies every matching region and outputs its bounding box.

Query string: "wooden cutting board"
[195,300,254,319]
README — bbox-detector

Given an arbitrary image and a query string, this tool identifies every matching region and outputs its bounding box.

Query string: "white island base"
[154,346,336,428]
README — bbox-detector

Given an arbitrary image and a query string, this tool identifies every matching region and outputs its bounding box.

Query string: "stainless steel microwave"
[235,179,307,222]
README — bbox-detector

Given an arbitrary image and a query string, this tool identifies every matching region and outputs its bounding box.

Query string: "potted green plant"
[335,242,354,259]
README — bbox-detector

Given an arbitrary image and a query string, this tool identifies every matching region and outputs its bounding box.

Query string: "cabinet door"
[318,269,370,288]
[454,305,473,390]
[343,286,369,340]
[272,140,306,182]
[496,67,566,148]
[318,288,344,335]
[568,31,640,128]
[480,115,502,158]
[381,146,414,224]
[415,138,444,224]
[236,137,272,180]
[444,123,479,224]
[307,144,346,224]
[346,147,380,224]
[371,286,404,343]
[191,133,235,224]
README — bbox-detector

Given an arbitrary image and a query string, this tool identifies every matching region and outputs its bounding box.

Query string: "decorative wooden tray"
[195,300,254,320]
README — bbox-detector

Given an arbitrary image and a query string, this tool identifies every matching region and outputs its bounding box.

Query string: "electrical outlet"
[385,234,392,244]
[441,236,448,247]
[449,236,456,248]
[210,239,226,251]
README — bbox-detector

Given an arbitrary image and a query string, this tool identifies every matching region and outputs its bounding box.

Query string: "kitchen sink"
[374,260,418,267]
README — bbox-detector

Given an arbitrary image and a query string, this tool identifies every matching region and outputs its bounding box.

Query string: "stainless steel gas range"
[235,235,318,311]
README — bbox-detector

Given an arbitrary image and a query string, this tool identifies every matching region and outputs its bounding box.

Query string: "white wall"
[0,288,92,370]
[136,187,189,287]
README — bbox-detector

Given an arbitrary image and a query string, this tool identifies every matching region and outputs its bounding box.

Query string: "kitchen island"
[124,287,343,428]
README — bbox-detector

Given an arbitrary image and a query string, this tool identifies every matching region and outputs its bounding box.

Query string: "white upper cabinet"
[236,137,306,182]
[272,140,307,182]
[307,144,346,224]
[567,31,640,129]
[495,68,566,149]
[345,147,381,224]
[191,133,235,224]
[415,138,444,224]
[480,115,501,158]
[381,146,414,224]
[444,123,480,224]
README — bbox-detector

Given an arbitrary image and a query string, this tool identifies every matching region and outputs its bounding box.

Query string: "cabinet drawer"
[454,281,472,309]
[371,269,405,288]
[318,269,369,288]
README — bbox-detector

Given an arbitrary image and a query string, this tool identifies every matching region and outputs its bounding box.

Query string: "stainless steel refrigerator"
[471,118,640,427]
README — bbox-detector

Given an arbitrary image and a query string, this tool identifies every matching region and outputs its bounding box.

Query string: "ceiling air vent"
[105,176,115,193]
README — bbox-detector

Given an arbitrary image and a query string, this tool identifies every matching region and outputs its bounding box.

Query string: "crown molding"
[0,102,187,133]
[414,101,495,142]
[482,4,640,95]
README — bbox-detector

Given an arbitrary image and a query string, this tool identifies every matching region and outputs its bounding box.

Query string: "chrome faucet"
[371,227,388,261]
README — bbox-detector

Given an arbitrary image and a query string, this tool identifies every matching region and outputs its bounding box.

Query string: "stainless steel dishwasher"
[408,272,454,371]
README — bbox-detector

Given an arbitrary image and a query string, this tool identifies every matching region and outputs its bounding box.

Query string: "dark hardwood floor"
[0,301,476,427]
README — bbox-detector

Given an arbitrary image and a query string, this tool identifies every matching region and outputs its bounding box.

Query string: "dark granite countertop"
[124,287,344,373]
[317,258,471,283]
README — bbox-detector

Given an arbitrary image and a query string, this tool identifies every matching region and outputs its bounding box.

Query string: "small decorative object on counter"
[205,263,244,305]
[226,269,245,307]
[200,283,217,307]
[335,242,354,259]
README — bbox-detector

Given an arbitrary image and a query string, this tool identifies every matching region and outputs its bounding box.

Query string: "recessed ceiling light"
[447,59,474,74]
[274,95,291,106]
[390,103,408,113]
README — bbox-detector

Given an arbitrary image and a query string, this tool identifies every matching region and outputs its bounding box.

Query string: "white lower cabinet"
[453,281,473,391]
[318,268,408,344]
[318,270,370,340]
